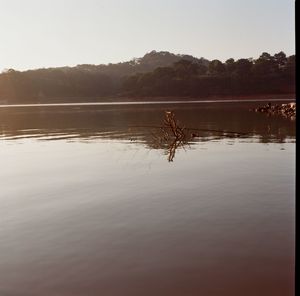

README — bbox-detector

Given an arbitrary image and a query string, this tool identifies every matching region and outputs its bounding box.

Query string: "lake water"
[0,101,295,296]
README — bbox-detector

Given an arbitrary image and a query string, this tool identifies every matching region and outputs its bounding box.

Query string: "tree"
[208,60,225,75]
[283,55,295,76]
[173,60,199,80]
[234,59,253,76]
[253,52,276,76]
[225,58,235,73]
[259,52,273,61]
[273,51,287,67]
[197,63,208,75]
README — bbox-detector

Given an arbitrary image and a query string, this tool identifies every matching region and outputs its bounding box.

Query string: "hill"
[0,51,208,103]
[0,51,295,103]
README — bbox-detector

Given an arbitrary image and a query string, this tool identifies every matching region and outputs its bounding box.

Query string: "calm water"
[0,101,295,296]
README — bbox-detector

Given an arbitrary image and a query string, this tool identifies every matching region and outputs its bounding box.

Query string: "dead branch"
[152,111,188,162]
[164,111,185,141]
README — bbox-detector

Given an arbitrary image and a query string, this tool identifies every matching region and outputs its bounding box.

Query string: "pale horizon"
[0,0,295,71]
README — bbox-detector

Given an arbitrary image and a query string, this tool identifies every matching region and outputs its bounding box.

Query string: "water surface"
[0,101,295,296]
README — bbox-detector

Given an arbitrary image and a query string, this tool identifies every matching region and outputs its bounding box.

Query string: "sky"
[0,0,295,71]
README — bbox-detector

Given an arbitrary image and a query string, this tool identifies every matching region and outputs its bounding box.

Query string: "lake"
[0,100,295,296]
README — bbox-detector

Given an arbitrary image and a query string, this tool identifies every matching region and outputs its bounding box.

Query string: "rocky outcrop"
[252,102,296,120]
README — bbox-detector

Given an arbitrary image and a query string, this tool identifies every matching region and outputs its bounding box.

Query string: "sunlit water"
[0,101,295,296]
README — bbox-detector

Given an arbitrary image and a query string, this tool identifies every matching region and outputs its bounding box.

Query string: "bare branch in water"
[153,111,188,162]
[146,110,253,162]
[164,111,185,141]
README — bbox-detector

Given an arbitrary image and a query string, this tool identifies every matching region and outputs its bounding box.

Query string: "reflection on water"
[0,101,295,162]
[0,101,295,143]
[0,101,295,296]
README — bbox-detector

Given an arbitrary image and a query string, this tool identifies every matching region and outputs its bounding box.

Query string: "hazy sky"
[0,0,295,71]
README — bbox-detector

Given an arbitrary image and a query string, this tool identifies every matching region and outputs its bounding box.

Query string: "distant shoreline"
[0,94,295,108]
[118,93,295,102]
[0,93,295,105]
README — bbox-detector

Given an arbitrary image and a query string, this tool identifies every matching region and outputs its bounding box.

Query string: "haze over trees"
[0,50,295,103]
[123,51,295,97]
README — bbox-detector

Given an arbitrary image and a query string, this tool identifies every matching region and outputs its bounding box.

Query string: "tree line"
[0,51,295,103]
[122,52,295,97]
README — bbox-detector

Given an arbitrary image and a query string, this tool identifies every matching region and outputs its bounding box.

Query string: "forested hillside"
[0,51,295,103]
[123,52,295,97]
